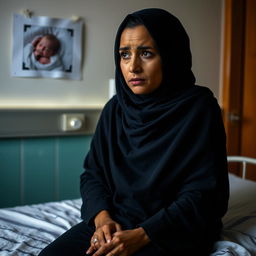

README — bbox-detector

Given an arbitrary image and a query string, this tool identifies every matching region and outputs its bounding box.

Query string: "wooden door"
[240,0,256,179]
[222,0,256,180]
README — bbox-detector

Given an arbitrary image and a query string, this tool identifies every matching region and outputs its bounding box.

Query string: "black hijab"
[113,8,206,132]
[114,8,195,96]
[81,8,229,255]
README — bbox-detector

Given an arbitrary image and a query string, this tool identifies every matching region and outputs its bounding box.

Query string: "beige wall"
[0,0,222,108]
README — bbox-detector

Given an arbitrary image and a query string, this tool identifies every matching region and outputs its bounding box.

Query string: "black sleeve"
[80,101,114,225]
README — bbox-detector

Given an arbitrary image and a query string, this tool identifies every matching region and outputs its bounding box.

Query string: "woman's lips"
[129,78,146,85]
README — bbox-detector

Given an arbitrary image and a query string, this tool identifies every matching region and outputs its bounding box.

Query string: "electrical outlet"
[60,113,85,131]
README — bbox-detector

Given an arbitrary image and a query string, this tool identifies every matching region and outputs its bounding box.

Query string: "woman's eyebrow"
[119,46,130,51]
[119,46,153,51]
[137,46,153,50]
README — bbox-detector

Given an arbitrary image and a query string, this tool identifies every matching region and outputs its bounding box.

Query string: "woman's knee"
[38,222,93,256]
[38,244,58,256]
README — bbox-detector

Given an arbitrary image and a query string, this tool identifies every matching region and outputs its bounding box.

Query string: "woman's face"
[119,25,163,94]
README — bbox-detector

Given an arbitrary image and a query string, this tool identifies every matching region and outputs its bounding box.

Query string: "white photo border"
[12,14,83,80]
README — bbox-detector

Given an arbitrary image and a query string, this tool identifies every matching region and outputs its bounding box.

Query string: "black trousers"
[38,221,164,256]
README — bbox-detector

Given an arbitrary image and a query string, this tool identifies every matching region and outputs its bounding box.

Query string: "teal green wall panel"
[23,138,56,204]
[58,136,92,200]
[0,135,92,208]
[0,139,21,207]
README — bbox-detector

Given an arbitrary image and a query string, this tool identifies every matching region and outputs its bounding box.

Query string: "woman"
[39,8,229,256]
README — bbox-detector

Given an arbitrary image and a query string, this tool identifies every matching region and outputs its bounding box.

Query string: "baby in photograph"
[23,34,64,71]
[33,35,59,64]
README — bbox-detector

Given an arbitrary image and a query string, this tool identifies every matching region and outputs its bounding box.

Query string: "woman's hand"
[86,210,122,255]
[90,227,150,256]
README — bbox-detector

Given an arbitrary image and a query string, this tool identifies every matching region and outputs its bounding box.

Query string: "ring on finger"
[92,237,98,244]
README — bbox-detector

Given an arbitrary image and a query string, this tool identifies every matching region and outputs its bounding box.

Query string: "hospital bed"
[0,156,256,255]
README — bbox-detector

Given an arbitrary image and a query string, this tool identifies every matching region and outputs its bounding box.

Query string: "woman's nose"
[129,56,142,73]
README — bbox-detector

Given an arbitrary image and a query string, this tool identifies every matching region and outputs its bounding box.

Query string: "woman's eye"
[141,51,153,57]
[120,51,130,59]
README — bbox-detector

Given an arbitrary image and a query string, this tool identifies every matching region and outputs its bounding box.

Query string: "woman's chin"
[130,86,154,95]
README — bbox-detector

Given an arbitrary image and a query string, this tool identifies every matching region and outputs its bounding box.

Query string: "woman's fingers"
[105,244,123,256]
[86,242,95,255]
[92,232,125,256]
[86,232,102,255]
[91,241,113,256]
[106,240,124,256]
[100,222,122,244]
[87,226,112,255]
[115,223,122,232]
[101,224,113,243]
[91,230,105,249]
[104,228,150,256]
[87,221,123,255]
[97,229,107,247]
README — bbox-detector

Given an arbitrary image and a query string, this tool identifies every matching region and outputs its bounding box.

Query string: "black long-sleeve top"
[80,87,229,255]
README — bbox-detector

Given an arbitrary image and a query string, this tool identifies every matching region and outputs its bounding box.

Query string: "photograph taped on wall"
[11,14,83,80]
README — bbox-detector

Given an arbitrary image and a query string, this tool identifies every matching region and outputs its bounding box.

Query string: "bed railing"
[227,156,256,179]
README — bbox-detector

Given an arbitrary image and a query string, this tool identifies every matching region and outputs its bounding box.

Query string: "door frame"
[221,0,245,156]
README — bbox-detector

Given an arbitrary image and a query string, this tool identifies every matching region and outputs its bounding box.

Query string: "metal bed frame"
[227,156,256,179]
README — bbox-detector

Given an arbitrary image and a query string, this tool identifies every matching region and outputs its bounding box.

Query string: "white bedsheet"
[210,174,256,256]
[0,199,82,255]
[0,174,255,256]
